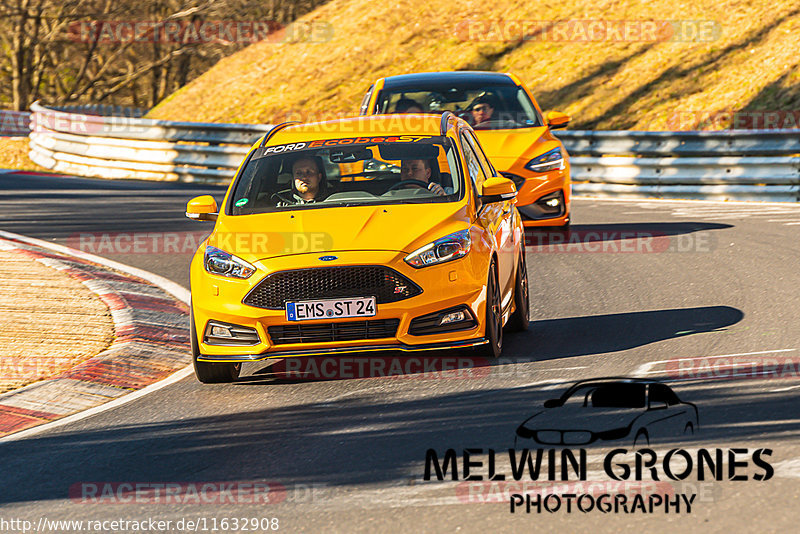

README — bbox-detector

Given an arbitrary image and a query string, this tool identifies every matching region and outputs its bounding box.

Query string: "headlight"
[404,230,471,268]
[525,147,564,173]
[204,246,255,279]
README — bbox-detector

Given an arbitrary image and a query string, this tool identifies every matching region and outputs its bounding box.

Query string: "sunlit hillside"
[147,0,800,129]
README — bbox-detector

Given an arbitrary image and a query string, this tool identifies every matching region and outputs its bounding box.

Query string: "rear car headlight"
[525,148,564,173]
[204,246,255,279]
[404,229,471,268]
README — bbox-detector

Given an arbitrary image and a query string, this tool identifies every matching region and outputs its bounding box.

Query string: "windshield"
[375,83,543,130]
[228,137,462,215]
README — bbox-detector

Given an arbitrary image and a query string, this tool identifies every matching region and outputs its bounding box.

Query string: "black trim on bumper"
[196,338,489,362]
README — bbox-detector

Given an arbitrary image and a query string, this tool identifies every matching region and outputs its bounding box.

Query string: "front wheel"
[477,260,503,359]
[190,309,241,384]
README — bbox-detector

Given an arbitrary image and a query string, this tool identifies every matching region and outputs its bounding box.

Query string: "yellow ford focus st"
[185,113,529,383]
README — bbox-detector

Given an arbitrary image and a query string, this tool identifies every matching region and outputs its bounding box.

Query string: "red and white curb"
[0,232,192,440]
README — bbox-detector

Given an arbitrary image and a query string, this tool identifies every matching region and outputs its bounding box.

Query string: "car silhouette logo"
[515,377,699,448]
[318,255,338,261]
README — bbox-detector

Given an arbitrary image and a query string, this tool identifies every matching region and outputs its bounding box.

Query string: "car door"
[462,130,516,298]
[646,383,689,440]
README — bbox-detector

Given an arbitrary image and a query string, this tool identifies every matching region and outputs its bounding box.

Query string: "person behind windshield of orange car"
[469,92,498,127]
[395,98,424,113]
[276,155,330,206]
[400,159,446,196]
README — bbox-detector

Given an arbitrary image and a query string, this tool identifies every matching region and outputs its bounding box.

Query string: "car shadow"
[503,305,743,363]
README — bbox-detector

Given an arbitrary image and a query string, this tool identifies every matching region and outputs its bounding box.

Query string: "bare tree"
[0,0,329,110]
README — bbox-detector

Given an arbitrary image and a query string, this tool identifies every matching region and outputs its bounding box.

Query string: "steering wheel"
[386,180,429,192]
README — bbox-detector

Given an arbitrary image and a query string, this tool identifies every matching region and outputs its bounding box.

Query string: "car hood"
[520,406,643,432]
[211,202,470,263]
[473,126,551,166]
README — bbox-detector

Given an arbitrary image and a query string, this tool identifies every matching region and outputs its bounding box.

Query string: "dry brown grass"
[148,0,800,130]
[0,137,48,172]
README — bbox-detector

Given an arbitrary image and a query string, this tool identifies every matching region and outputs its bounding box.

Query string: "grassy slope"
[147,0,800,129]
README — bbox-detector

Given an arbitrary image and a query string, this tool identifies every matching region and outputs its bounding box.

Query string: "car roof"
[561,377,664,392]
[382,71,517,89]
[266,114,450,145]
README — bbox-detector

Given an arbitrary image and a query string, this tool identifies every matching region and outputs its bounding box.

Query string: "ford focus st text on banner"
[185,113,529,383]
[360,71,572,228]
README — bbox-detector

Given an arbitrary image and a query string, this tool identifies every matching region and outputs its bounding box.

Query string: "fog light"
[204,320,260,345]
[439,311,467,325]
[409,306,477,336]
[545,198,560,207]
[210,325,233,338]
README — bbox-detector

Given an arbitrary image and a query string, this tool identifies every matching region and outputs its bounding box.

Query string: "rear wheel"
[507,248,529,332]
[478,260,503,359]
[191,308,241,384]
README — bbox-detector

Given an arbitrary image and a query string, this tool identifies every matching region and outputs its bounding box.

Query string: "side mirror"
[543,399,562,408]
[546,111,571,130]
[186,195,218,222]
[480,177,517,204]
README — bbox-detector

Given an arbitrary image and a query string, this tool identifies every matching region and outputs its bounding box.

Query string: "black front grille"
[268,319,400,344]
[243,266,422,310]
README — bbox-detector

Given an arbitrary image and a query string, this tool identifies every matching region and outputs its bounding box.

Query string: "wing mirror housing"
[480,177,517,204]
[186,195,218,222]
[546,111,571,130]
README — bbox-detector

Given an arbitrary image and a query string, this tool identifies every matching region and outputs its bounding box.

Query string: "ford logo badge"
[319,255,338,261]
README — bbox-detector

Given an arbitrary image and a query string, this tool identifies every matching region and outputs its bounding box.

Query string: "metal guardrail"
[27,102,800,200]
[557,130,800,201]
[29,102,271,183]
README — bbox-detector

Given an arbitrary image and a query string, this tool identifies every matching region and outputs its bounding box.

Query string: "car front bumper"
[191,249,490,362]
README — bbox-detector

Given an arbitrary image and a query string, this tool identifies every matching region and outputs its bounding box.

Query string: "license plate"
[286,297,377,321]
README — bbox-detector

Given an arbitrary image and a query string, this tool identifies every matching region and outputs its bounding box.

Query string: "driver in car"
[276,156,330,206]
[469,92,498,127]
[400,159,446,196]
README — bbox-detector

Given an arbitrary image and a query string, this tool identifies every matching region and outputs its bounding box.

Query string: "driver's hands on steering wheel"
[427,182,446,196]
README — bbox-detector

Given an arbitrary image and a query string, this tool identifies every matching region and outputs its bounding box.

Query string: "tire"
[477,260,503,359]
[633,429,650,448]
[507,248,530,332]
[190,308,241,384]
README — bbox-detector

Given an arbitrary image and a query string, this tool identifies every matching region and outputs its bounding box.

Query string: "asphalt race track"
[1,171,799,533]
